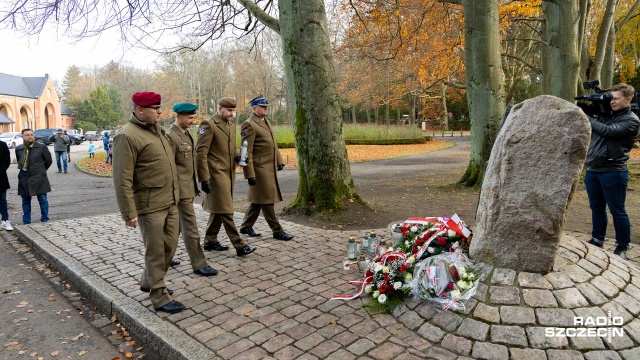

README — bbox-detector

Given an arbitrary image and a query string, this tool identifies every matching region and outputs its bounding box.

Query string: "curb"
[14,224,218,360]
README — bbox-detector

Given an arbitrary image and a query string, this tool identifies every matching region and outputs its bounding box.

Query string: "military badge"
[199,128,206,135]
[241,129,249,137]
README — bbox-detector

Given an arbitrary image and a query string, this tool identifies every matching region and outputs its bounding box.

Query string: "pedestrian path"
[14,207,640,360]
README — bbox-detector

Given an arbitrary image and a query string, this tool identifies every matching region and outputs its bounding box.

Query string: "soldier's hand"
[200,181,211,194]
[248,177,257,186]
[234,155,241,164]
[277,164,284,171]
[125,218,138,229]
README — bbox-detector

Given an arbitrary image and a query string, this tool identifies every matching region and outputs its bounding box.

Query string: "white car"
[0,132,23,149]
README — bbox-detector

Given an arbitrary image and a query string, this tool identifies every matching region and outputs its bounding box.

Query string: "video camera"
[575,80,640,118]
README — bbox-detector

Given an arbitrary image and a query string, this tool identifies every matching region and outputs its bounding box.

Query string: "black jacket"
[585,107,640,172]
[0,141,10,191]
[15,142,52,196]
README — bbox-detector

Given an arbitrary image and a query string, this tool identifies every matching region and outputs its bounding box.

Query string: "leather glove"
[277,164,284,171]
[200,181,211,194]
[234,155,241,164]
[248,178,257,186]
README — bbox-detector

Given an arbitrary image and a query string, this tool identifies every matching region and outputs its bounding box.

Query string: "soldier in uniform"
[166,102,219,276]
[238,96,294,241]
[112,91,184,314]
[196,97,257,257]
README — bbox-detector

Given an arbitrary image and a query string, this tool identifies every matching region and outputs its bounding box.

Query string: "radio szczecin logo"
[545,312,624,342]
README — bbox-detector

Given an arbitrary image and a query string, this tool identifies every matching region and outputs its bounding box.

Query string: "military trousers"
[138,205,179,308]
[240,203,284,235]
[177,197,208,271]
[204,213,246,249]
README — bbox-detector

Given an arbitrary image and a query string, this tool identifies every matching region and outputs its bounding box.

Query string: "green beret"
[173,102,198,114]
[218,97,237,108]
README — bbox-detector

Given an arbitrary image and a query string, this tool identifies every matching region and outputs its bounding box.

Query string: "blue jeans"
[584,170,630,249]
[22,194,49,224]
[55,151,68,172]
[0,189,7,221]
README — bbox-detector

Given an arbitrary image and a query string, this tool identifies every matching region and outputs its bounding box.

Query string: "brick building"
[0,72,74,133]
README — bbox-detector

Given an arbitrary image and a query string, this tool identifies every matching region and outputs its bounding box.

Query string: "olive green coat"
[166,124,198,199]
[241,113,283,204]
[195,115,239,214]
[113,114,179,220]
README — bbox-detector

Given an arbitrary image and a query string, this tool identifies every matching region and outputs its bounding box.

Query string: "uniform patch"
[241,129,249,137]
[199,128,206,135]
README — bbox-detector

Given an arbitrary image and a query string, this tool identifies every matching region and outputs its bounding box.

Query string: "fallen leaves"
[51,350,59,356]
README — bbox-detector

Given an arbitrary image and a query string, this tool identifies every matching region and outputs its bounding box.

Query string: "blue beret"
[249,96,269,107]
[173,102,198,114]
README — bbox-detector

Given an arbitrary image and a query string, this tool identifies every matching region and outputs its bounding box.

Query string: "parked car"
[84,131,102,141]
[65,131,84,145]
[33,128,58,145]
[0,132,23,149]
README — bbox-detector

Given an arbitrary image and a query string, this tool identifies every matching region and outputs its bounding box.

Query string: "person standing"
[239,96,294,241]
[15,129,52,224]
[0,140,13,230]
[196,97,257,257]
[166,102,219,275]
[49,128,70,173]
[112,91,183,314]
[103,131,110,163]
[585,83,640,260]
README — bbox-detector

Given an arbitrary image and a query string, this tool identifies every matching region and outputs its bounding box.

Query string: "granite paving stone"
[366,343,405,360]
[489,285,521,305]
[554,288,591,308]
[346,338,376,356]
[546,272,576,289]
[273,345,304,360]
[577,283,610,306]
[535,308,576,327]
[569,335,606,351]
[546,349,586,359]
[440,334,472,356]
[491,325,528,347]
[471,342,509,360]
[456,318,490,341]
[501,306,536,325]
[613,293,640,316]
[527,327,569,349]
[510,348,549,360]
[309,340,341,358]
[591,276,621,299]
[523,288,559,307]
[492,268,517,285]
[473,303,501,323]
[518,272,554,289]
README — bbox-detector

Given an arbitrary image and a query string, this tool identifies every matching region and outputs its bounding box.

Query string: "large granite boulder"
[470,95,591,273]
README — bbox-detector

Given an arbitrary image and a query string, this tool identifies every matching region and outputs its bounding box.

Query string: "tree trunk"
[601,22,615,88]
[366,100,371,124]
[277,0,359,212]
[542,0,582,101]
[375,105,379,124]
[396,102,400,124]
[440,81,449,131]
[589,0,618,82]
[408,95,416,126]
[351,105,356,124]
[385,102,390,125]
[577,0,591,92]
[459,0,506,186]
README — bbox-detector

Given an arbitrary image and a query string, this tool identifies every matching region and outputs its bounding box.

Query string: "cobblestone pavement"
[13,208,640,360]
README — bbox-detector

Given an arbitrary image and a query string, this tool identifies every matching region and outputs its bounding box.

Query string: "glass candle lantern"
[367,231,378,255]
[346,235,358,260]
[376,240,388,257]
[361,233,370,252]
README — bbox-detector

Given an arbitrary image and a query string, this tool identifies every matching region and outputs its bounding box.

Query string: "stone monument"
[470,95,591,273]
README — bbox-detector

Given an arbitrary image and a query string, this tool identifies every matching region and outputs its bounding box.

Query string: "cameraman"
[585,83,640,259]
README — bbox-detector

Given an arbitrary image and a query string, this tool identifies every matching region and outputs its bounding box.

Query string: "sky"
[1,26,160,84]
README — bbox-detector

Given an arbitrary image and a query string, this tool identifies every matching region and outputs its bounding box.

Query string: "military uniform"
[113,114,179,309]
[166,123,208,271]
[240,113,286,235]
[195,114,247,250]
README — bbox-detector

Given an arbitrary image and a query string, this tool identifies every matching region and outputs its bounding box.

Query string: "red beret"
[132,92,161,106]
